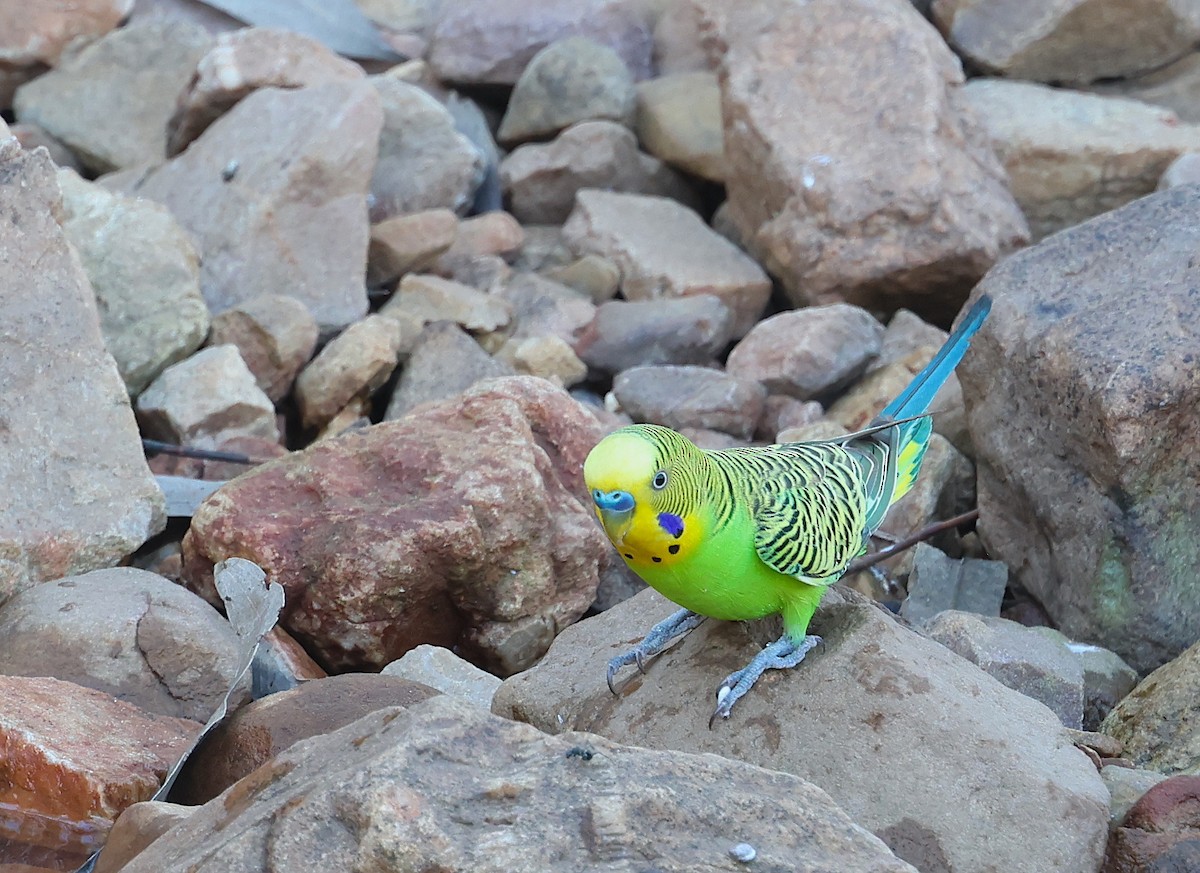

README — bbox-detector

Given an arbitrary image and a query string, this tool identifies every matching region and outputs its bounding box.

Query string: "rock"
[0,143,165,601]
[1105,776,1200,871]
[168,27,365,154]
[10,121,83,171]
[542,253,621,302]
[574,294,735,373]
[0,676,197,853]
[120,696,920,873]
[355,0,442,35]
[0,0,132,108]
[497,36,636,144]
[490,272,597,350]
[759,395,824,442]
[652,0,711,74]
[512,224,574,272]
[500,120,699,224]
[171,674,438,805]
[502,335,589,388]
[367,208,459,284]
[879,308,949,367]
[94,800,193,873]
[635,70,726,181]
[1103,765,1170,827]
[563,189,770,336]
[126,0,240,32]
[1159,152,1200,189]
[14,19,213,174]
[493,586,1110,873]
[383,644,501,709]
[0,567,247,722]
[369,77,484,221]
[295,315,403,430]
[183,377,610,675]
[726,304,883,400]
[612,364,766,439]
[433,211,525,274]
[1075,643,1140,732]
[208,294,319,403]
[1102,637,1200,775]
[137,345,280,449]
[924,610,1085,728]
[706,0,1028,321]
[931,0,1200,85]
[900,542,1008,626]
[1089,51,1200,124]
[962,78,1200,241]
[384,322,514,419]
[427,0,654,85]
[56,168,208,397]
[135,80,381,333]
[380,273,513,335]
[958,186,1200,674]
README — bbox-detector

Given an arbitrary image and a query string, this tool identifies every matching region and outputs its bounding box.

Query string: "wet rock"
[0,567,246,722]
[563,189,770,336]
[494,586,1110,873]
[136,80,381,333]
[370,77,484,221]
[384,322,514,419]
[183,377,609,676]
[169,27,365,154]
[1105,776,1200,871]
[932,0,1200,85]
[382,644,501,709]
[0,143,165,600]
[635,70,726,181]
[958,186,1200,674]
[136,345,280,449]
[94,801,193,873]
[0,676,197,852]
[381,273,513,335]
[900,542,1008,627]
[706,0,1028,321]
[171,674,438,805]
[367,208,459,285]
[56,168,208,397]
[208,294,319,403]
[962,79,1200,240]
[0,0,132,108]
[612,364,766,439]
[574,294,735,373]
[295,315,402,431]
[497,36,636,144]
[14,20,213,174]
[428,0,654,86]
[924,610,1085,728]
[1102,637,1200,775]
[726,304,883,400]
[501,120,699,224]
[120,696,919,873]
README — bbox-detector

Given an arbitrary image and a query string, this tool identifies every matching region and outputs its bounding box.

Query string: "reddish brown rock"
[94,801,193,873]
[182,377,611,676]
[705,0,1028,322]
[0,676,198,853]
[172,674,438,805]
[1105,776,1200,872]
[208,294,320,403]
[136,80,381,333]
[367,208,459,284]
[169,27,365,154]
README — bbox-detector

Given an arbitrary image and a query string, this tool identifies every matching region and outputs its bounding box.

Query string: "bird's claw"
[605,608,705,696]
[706,633,823,728]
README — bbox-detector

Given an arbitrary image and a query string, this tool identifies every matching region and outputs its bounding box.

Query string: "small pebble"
[729,842,757,863]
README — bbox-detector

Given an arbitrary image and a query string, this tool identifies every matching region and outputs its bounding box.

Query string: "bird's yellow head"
[583,424,705,563]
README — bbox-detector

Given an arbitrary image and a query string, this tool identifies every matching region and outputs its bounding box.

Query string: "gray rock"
[56,168,208,396]
[901,542,1008,627]
[494,587,1110,873]
[924,609,1085,728]
[120,696,919,873]
[574,295,735,373]
[613,365,767,439]
[0,143,165,601]
[384,322,513,419]
[1101,764,1169,826]
[382,644,501,709]
[1077,642,1140,732]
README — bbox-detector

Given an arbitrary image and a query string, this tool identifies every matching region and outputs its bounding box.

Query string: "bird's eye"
[652,470,668,490]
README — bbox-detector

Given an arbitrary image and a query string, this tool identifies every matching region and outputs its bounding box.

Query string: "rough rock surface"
[706,0,1028,321]
[93,801,193,873]
[958,185,1200,674]
[574,295,735,373]
[294,315,402,430]
[384,322,514,419]
[494,587,1110,873]
[612,364,766,439]
[182,377,611,676]
[635,69,726,181]
[121,696,919,873]
[208,294,319,403]
[0,567,246,722]
[1104,775,1200,872]
[382,644,502,709]
[0,143,165,601]
[136,80,381,333]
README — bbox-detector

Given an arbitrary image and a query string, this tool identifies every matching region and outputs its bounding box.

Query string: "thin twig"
[141,439,259,465]
[845,509,979,574]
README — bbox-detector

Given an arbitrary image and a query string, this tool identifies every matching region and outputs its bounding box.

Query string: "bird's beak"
[591,489,635,545]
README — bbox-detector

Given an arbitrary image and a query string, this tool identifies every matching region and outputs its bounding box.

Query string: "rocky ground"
[1,0,1199,871]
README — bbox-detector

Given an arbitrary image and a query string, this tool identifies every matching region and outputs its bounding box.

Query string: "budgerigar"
[584,296,991,723]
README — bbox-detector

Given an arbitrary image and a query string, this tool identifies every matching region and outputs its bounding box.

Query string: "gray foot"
[709,633,822,727]
[607,608,706,694]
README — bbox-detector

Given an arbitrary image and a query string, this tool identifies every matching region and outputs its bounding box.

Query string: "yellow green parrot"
[584,296,991,723]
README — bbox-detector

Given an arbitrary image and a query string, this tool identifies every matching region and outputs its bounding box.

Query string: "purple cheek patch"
[657,512,685,539]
